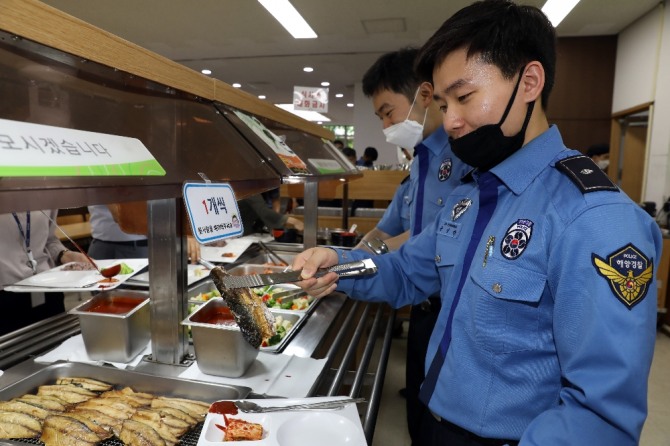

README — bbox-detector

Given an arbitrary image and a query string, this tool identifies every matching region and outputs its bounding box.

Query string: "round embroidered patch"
[501,219,533,260]
[438,158,452,181]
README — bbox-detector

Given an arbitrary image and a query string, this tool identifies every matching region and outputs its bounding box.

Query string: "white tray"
[5,258,148,293]
[200,234,274,264]
[126,264,209,288]
[198,397,366,445]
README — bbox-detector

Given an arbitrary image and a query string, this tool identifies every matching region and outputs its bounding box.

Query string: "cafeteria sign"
[294,86,328,112]
[183,182,243,244]
[0,118,165,176]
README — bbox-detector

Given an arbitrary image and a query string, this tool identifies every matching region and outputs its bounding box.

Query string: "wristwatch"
[362,238,389,255]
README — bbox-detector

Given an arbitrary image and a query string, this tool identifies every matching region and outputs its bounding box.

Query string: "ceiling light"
[321,81,330,87]
[335,93,344,98]
[346,103,354,108]
[232,83,242,88]
[258,0,317,39]
[258,95,266,99]
[541,0,580,27]
[303,67,314,73]
[201,69,212,75]
[276,104,330,122]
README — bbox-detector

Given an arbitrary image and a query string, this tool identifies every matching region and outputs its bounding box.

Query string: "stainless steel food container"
[68,290,150,363]
[187,278,221,305]
[182,298,259,378]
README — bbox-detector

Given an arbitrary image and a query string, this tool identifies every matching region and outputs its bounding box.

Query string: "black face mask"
[450,69,535,171]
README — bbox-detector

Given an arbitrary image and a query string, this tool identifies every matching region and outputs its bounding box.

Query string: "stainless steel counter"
[0,242,396,445]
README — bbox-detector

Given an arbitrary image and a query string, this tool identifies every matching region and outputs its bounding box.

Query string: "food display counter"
[0,2,392,444]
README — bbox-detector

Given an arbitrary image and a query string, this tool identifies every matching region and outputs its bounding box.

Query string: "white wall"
[613,2,670,206]
[352,81,403,166]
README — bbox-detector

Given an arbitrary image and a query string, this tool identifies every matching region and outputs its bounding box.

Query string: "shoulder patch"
[592,244,653,309]
[555,155,618,193]
[400,174,410,185]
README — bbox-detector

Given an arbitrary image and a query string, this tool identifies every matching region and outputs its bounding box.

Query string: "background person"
[587,142,610,172]
[0,210,89,335]
[356,146,379,168]
[293,1,661,444]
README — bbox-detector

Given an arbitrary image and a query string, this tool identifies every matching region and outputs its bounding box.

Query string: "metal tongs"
[218,258,378,289]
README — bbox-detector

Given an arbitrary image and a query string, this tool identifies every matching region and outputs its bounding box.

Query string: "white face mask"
[382,88,427,149]
[596,159,610,170]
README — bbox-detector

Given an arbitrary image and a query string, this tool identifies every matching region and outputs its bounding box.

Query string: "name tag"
[438,220,460,238]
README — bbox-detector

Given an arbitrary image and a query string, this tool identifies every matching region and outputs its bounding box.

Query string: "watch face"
[364,238,388,255]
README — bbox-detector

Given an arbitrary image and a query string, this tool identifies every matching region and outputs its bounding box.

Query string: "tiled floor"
[372,323,670,446]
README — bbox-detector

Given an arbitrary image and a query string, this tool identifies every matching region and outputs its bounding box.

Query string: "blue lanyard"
[413,143,429,235]
[12,211,37,274]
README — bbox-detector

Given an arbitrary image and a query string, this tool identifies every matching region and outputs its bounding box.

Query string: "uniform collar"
[467,125,565,194]
[420,126,450,155]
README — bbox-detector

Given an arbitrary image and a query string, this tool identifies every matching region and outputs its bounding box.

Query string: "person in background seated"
[0,211,89,335]
[333,139,345,151]
[343,147,357,165]
[587,143,610,172]
[356,146,379,168]
[238,194,304,236]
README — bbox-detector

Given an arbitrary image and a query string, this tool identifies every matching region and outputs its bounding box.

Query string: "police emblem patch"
[438,158,452,181]
[592,244,653,309]
[501,219,533,260]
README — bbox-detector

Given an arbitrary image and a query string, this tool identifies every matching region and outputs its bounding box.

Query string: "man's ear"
[417,81,434,107]
[521,61,544,104]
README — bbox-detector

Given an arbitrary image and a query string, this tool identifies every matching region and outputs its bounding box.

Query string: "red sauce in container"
[85,297,142,314]
[202,307,237,327]
[209,400,238,415]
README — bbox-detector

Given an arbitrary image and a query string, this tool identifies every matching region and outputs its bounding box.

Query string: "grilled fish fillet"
[118,419,166,446]
[77,398,135,419]
[99,387,154,407]
[56,377,113,392]
[15,394,68,412]
[210,267,276,348]
[40,414,104,446]
[0,400,51,420]
[131,409,180,445]
[0,410,41,438]
[150,396,209,421]
[37,385,98,404]
[154,407,198,426]
[69,407,124,432]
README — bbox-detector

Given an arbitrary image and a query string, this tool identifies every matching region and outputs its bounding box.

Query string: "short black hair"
[364,146,378,161]
[343,147,356,158]
[587,143,609,157]
[362,47,424,100]
[415,0,556,108]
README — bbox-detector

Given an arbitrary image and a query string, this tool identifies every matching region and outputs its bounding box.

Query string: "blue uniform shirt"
[377,176,411,235]
[406,126,469,234]
[335,126,662,444]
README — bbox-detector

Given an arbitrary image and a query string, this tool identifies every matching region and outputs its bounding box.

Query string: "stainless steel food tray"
[260,310,305,353]
[0,361,251,445]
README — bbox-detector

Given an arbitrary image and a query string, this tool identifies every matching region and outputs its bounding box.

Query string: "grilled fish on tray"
[210,266,276,348]
[0,376,211,446]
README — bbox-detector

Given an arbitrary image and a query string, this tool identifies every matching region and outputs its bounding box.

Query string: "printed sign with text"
[183,182,243,244]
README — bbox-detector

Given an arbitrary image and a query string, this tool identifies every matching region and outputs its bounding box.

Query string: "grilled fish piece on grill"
[210,266,276,348]
[150,396,210,421]
[118,419,166,446]
[131,409,180,445]
[15,394,69,412]
[40,414,105,446]
[37,384,98,404]
[55,377,113,392]
[69,407,124,432]
[0,410,42,438]
[154,407,198,427]
[0,400,51,420]
[77,398,135,419]
[99,387,155,407]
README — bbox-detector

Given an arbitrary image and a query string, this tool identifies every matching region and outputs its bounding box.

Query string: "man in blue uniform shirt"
[293,1,662,445]
[354,47,469,444]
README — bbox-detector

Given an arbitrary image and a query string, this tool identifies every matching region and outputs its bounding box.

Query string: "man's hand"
[292,247,340,298]
[187,236,201,264]
[61,250,90,265]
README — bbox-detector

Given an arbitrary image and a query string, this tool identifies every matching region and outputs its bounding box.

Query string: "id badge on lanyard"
[12,212,38,274]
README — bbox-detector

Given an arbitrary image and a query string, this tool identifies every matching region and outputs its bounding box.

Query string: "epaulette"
[400,175,410,185]
[555,155,618,193]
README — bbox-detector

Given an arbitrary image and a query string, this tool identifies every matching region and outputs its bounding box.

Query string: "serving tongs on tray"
[234,397,366,413]
[218,258,377,289]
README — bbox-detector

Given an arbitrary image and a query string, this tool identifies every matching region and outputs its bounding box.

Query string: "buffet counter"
[0,242,395,445]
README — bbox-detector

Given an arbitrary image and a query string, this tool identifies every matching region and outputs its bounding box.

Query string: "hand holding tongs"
[217,258,377,289]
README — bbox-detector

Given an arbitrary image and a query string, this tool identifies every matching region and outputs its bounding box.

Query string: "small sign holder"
[182,173,243,244]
